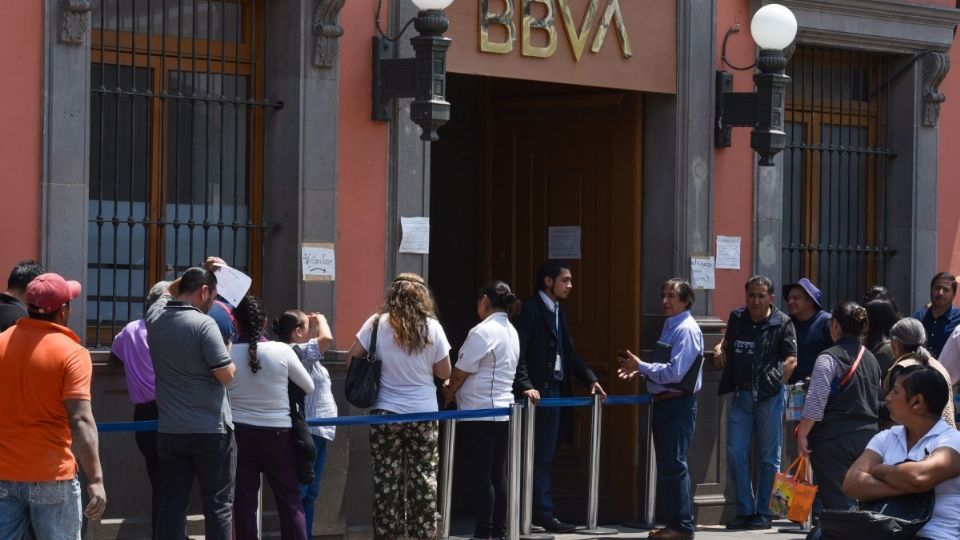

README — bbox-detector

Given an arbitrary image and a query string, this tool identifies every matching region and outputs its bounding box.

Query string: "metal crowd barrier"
[96,393,654,540]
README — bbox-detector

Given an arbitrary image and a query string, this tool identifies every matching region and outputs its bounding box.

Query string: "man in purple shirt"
[617,278,704,540]
[110,280,169,538]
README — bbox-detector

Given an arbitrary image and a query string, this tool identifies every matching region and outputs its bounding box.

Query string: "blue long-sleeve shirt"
[637,310,705,394]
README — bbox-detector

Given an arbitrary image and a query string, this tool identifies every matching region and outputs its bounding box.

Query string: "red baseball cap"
[26,273,82,314]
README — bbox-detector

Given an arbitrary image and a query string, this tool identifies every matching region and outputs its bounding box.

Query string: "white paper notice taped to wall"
[399,217,430,254]
[716,235,742,270]
[548,226,581,259]
[302,243,336,282]
[691,256,716,290]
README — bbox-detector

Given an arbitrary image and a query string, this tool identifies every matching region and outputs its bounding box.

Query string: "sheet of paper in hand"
[214,265,252,307]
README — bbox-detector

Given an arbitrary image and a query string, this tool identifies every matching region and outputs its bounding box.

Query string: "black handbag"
[817,489,935,540]
[289,345,316,485]
[345,315,382,408]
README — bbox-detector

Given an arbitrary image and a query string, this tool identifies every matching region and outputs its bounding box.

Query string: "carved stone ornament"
[922,51,950,128]
[61,0,94,45]
[313,0,347,68]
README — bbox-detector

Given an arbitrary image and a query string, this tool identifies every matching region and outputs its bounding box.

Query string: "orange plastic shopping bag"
[769,455,818,523]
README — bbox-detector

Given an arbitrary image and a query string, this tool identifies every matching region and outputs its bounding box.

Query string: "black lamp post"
[372,0,453,142]
[715,4,798,166]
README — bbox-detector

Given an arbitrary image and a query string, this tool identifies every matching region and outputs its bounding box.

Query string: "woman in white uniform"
[843,364,960,540]
[443,281,520,540]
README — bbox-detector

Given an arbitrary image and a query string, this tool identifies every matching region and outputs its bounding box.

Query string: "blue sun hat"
[782,278,823,310]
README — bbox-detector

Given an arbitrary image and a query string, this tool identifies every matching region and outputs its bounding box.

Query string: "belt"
[737,383,752,390]
[652,390,689,402]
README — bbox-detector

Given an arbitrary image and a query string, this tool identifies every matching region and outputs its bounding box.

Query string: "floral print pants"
[369,412,439,539]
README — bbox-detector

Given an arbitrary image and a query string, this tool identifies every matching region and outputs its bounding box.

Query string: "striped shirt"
[296,339,337,441]
[801,353,844,421]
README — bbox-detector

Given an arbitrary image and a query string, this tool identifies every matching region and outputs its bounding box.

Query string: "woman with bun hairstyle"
[345,273,452,540]
[228,295,314,540]
[796,300,881,510]
[442,281,520,540]
[884,317,955,428]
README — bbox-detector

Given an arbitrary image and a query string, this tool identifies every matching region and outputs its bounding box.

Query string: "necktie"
[554,302,563,380]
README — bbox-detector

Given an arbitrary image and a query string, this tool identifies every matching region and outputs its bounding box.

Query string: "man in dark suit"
[514,259,605,533]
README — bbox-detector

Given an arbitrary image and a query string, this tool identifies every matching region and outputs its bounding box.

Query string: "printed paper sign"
[716,236,742,270]
[691,256,716,290]
[301,243,336,282]
[548,226,581,259]
[214,265,252,307]
[399,217,430,254]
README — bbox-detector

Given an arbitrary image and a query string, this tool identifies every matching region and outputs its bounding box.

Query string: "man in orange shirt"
[0,273,106,538]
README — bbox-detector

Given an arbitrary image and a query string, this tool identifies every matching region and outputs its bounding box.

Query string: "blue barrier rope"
[96,394,653,433]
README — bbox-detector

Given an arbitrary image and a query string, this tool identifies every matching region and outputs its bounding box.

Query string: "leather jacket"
[718,307,797,400]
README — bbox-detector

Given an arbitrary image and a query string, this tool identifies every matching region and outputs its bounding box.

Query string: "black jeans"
[133,402,159,539]
[459,421,509,538]
[156,430,237,540]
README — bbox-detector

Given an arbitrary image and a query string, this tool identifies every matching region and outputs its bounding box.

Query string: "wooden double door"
[433,77,644,522]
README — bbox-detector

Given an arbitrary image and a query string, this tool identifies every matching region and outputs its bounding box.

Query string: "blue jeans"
[0,478,82,539]
[299,435,329,538]
[652,394,697,534]
[726,389,783,517]
[156,431,236,540]
[532,385,561,523]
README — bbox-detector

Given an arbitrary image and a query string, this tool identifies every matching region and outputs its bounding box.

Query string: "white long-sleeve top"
[227,341,314,428]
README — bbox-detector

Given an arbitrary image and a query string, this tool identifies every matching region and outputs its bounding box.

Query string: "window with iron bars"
[88,0,276,346]
[782,47,896,310]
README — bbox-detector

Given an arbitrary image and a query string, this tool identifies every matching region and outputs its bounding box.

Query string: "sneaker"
[747,514,773,530]
[725,514,755,530]
[533,517,577,533]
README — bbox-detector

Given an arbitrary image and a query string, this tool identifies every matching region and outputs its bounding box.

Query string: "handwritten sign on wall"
[301,243,336,282]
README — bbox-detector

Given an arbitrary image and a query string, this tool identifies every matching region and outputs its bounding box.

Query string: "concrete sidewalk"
[448,521,811,540]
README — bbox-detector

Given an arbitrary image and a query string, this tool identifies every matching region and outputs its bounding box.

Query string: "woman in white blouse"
[345,273,452,539]
[442,280,520,540]
[228,295,314,540]
[844,364,960,540]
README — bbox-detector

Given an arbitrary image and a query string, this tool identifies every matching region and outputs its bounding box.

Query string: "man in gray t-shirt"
[145,260,236,540]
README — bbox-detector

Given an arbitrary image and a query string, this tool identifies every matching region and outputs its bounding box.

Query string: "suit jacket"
[513,295,598,397]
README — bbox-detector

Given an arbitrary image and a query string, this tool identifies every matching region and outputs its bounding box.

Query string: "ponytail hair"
[480,280,518,316]
[234,295,267,374]
[890,317,933,365]
[275,309,307,343]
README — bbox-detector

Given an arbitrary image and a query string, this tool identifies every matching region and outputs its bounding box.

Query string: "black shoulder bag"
[345,315,382,408]
[289,345,317,485]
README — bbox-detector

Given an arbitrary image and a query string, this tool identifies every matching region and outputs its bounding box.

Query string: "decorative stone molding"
[313,0,346,68]
[922,51,950,128]
[769,0,960,53]
[60,0,93,45]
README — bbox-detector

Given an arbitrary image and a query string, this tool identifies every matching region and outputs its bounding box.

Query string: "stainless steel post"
[578,394,616,535]
[508,402,522,540]
[440,418,457,539]
[521,397,536,535]
[257,474,263,537]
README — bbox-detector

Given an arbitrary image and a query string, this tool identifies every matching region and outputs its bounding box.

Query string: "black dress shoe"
[747,514,772,530]
[534,517,577,533]
[725,514,755,530]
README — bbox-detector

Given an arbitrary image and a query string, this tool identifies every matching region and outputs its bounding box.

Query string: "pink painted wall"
[335,2,390,346]
[938,40,960,274]
[0,2,42,275]
[712,0,757,317]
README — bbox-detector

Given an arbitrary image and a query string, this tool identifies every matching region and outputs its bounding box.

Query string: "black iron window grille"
[88,0,279,346]
[781,47,895,309]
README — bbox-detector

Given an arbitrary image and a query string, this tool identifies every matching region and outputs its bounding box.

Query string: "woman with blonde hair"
[883,317,955,428]
[345,273,452,539]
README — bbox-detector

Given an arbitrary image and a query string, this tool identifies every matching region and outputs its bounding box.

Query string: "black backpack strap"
[368,314,380,359]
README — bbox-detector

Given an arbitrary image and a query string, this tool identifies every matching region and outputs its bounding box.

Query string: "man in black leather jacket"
[712,275,797,530]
